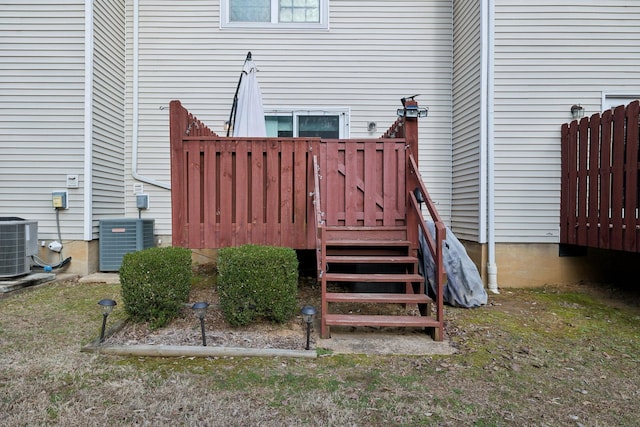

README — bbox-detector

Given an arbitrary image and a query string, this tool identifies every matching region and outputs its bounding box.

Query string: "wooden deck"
[170,100,446,340]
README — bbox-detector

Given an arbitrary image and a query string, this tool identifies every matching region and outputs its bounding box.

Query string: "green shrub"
[217,245,298,327]
[119,246,192,329]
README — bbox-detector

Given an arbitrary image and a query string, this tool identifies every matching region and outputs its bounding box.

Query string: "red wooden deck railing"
[170,100,415,250]
[170,100,319,249]
[561,100,640,252]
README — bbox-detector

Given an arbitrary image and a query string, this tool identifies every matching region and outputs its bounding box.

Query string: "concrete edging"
[81,343,318,359]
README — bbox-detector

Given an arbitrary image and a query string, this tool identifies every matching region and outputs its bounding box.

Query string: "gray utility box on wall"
[99,218,155,272]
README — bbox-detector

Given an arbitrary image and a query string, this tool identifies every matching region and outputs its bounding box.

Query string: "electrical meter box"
[51,191,68,209]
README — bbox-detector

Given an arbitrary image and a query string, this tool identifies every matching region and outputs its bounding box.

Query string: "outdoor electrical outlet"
[52,191,68,209]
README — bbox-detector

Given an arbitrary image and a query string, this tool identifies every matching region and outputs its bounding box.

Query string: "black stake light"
[97,299,117,343]
[191,302,209,346]
[301,305,317,350]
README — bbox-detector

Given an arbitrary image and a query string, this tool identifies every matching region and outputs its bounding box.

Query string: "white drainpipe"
[83,0,94,241]
[132,0,171,190]
[482,0,499,293]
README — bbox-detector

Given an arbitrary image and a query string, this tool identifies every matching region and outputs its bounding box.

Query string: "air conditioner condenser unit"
[0,217,38,278]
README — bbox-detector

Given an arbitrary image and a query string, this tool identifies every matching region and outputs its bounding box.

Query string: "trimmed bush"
[119,246,192,329]
[217,245,298,327]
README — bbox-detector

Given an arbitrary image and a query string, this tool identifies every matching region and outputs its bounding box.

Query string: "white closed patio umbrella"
[228,52,267,137]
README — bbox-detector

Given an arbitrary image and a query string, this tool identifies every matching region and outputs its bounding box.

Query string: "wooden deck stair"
[320,226,441,339]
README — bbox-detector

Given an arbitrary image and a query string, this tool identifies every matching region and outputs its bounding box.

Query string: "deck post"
[403,99,420,165]
[170,100,188,247]
[403,98,420,259]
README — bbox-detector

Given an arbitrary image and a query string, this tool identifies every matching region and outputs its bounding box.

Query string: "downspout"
[132,0,171,190]
[481,0,499,293]
[83,0,94,241]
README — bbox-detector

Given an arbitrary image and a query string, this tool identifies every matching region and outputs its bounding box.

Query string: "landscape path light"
[301,305,317,350]
[97,299,117,343]
[191,302,209,346]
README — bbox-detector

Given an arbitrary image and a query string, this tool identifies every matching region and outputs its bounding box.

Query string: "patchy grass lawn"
[1,276,639,426]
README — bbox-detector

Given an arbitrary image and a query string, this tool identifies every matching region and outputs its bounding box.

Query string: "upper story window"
[221,0,328,29]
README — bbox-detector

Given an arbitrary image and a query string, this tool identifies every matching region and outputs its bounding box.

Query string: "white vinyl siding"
[126,0,454,236]
[451,0,482,241]
[493,0,640,243]
[92,0,126,232]
[0,1,86,241]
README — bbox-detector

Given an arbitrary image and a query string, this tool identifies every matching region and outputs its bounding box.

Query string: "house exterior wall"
[92,0,126,225]
[0,1,86,244]
[124,0,455,238]
[451,0,482,241]
[492,0,640,244]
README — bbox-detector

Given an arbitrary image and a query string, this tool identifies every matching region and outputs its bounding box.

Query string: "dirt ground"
[104,273,321,350]
[2,272,639,426]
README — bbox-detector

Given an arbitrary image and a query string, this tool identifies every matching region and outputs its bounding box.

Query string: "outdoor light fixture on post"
[397,104,429,118]
[97,299,116,343]
[191,302,209,346]
[301,305,317,350]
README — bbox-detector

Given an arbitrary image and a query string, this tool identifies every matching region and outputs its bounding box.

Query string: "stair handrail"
[312,155,325,278]
[407,153,446,338]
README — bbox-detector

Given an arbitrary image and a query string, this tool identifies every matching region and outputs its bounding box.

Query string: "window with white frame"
[221,0,328,29]
[264,108,350,138]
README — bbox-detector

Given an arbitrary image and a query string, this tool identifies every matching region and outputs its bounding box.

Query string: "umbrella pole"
[227,51,252,136]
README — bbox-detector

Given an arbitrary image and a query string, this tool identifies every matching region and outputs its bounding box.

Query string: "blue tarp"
[419,222,487,308]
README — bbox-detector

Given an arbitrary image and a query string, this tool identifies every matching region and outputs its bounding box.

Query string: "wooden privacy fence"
[170,100,412,250]
[560,100,640,252]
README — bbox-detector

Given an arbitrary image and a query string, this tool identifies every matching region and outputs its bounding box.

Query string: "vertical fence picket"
[280,140,294,247]
[560,123,570,244]
[587,114,601,247]
[218,141,234,247]
[611,105,626,250]
[235,139,248,246]
[363,141,377,226]
[624,101,639,251]
[566,122,578,244]
[577,117,589,246]
[265,140,280,245]
[382,139,397,226]
[203,143,217,248]
[186,141,203,248]
[599,110,613,249]
[344,141,359,226]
